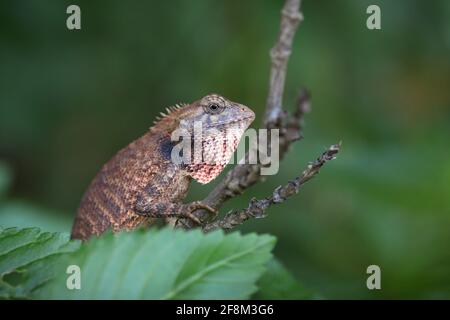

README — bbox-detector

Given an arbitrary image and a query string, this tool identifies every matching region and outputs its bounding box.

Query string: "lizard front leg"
[134,194,217,225]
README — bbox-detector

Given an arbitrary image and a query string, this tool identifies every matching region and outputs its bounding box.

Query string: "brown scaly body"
[71,94,255,240]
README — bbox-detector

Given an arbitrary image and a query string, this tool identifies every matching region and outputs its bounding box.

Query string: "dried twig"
[181,0,339,232]
[265,0,303,127]
[202,143,341,232]
[188,0,305,226]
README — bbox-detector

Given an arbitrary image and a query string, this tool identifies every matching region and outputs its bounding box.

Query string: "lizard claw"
[182,201,218,225]
[181,211,202,225]
[191,202,218,215]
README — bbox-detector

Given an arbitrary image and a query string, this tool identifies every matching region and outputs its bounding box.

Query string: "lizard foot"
[181,201,218,225]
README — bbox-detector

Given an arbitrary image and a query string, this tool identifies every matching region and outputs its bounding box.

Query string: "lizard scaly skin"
[71,94,255,240]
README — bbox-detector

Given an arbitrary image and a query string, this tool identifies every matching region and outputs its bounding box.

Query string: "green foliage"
[254,258,313,300]
[0,226,314,300]
[28,227,274,299]
[0,227,80,299]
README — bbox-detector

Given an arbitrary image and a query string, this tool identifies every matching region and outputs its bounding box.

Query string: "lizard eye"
[205,103,224,114]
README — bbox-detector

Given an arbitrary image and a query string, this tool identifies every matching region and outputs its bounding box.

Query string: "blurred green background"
[1,0,449,299]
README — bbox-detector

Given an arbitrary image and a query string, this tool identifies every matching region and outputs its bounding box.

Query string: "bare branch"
[278,88,311,156]
[202,143,341,232]
[265,0,303,127]
[180,0,340,232]
[185,1,305,227]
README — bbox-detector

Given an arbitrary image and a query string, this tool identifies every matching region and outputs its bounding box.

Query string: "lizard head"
[179,93,255,130]
[168,94,255,184]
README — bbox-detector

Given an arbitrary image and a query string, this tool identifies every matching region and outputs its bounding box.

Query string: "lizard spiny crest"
[153,103,187,124]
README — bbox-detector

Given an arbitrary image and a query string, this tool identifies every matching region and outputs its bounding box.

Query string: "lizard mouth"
[206,114,255,129]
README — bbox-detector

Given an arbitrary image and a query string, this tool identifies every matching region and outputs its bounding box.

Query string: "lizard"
[71,94,255,240]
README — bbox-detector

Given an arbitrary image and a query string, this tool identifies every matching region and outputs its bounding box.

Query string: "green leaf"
[0,227,80,299]
[35,228,276,299]
[253,258,312,300]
